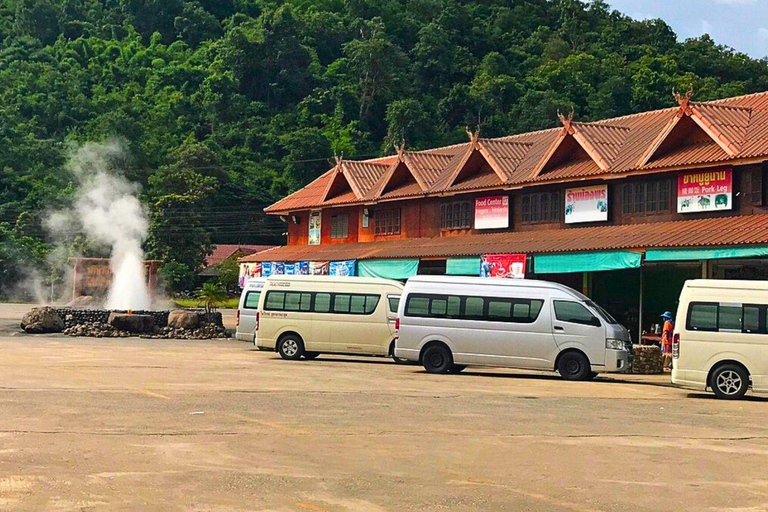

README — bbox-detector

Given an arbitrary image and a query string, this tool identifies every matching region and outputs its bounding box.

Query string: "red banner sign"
[480,254,526,279]
[677,168,732,213]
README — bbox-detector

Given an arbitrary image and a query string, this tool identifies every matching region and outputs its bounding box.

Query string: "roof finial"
[557,107,575,131]
[673,86,694,111]
[465,127,480,146]
[394,140,406,158]
[334,154,343,169]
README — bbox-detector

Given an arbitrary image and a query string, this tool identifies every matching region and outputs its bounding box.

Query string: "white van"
[236,278,267,342]
[672,279,768,400]
[394,276,631,379]
[256,275,404,360]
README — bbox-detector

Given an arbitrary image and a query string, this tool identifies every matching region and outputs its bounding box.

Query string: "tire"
[557,351,591,381]
[448,364,467,374]
[277,335,304,360]
[586,372,599,380]
[303,352,320,360]
[710,364,749,400]
[422,344,453,374]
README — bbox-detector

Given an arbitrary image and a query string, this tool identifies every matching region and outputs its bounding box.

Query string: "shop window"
[330,214,349,239]
[375,208,401,235]
[440,201,471,230]
[622,180,671,215]
[522,192,561,223]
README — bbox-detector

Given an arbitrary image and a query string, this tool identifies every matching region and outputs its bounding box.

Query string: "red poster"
[677,168,732,213]
[480,254,526,279]
[474,195,509,229]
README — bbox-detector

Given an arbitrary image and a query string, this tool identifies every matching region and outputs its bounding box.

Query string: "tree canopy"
[1,0,767,293]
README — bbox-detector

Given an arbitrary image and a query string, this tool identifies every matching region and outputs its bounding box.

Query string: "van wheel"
[277,335,304,360]
[449,364,467,374]
[711,364,749,400]
[422,344,453,374]
[557,351,591,381]
[587,372,599,380]
[304,352,320,360]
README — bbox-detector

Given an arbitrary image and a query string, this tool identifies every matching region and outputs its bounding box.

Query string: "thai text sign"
[474,195,509,229]
[677,168,732,213]
[480,253,526,279]
[565,185,608,224]
[308,211,321,245]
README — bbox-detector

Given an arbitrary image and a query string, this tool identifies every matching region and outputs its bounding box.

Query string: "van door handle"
[554,326,564,332]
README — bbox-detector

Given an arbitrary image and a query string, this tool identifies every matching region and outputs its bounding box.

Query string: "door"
[237,289,261,340]
[329,293,388,355]
[551,300,606,366]
[480,297,555,369]
[310,292,332,351]
[386,294,400,337]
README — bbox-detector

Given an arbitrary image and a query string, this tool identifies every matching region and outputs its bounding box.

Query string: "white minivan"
[672,279,768,400]
[236,278,267,342]
[394,276,631,379]
[256,275,404,360]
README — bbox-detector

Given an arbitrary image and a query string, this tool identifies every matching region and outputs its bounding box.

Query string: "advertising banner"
[677,168,732,213]
[564,185,608,224]
[238,263,262,287]
[261,262,273,277]
[308,211,321,245]
[310,261,330,275]
[480,254,526,279]
[329,260,356,276]
[474,195,509,229]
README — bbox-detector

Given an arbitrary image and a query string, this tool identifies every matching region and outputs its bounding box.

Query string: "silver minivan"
[236,278,267,343]
[394,276,631,380]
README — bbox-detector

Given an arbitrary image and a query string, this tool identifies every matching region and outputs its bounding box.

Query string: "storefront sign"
[565,185,608,224]
[480,254,526,279]
[474,195,509,229]
[677,168,732,213]
[309,211,321,245]
[329,260,356,276]
[238,263,262,287]
[283,262,309,275]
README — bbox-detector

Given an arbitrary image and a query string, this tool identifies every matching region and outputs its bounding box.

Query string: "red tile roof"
[238,214,768,262]
[206,245,277,268]
[266,91,768,214]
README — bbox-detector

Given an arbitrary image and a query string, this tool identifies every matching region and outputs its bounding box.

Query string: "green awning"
[534,251,642,274]
[357,259,419,279]
[645,246,768,262]
[446,257,480,276]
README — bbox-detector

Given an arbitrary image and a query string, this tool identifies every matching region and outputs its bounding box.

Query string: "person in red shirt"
[661,311,674,372]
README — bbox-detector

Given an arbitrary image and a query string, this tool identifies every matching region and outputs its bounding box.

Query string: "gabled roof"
[265,90,768,214]
[530,112,630,179]
[205,245,276,268]
[638,91,751,167]
[320,158,392,203]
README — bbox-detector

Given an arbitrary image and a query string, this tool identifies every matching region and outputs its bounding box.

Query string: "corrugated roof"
[205,245,276,268]
[239,214,768,262]
[267,91,768,213]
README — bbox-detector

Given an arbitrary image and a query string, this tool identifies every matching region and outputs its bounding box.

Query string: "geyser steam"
[49,141,151,310]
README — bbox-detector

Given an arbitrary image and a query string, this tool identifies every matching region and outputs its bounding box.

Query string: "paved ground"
[1,307,768,511]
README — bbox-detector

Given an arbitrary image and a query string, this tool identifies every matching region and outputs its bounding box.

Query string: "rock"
[107,313,154,333]
[21,307,65,334]
[66,295,102,308]
[631,345,663,374]
[168,309,199,330]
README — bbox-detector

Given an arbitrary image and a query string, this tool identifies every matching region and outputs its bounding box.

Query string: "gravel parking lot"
[1,306,767,511]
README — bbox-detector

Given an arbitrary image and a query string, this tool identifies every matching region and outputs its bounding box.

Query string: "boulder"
[107,313,154,333]
[21,307,65,334]
[167,309,199,330]
[65,295,102,308]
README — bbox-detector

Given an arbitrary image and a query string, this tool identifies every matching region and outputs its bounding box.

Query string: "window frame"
[686,301,768,334]
[440,200,472,230]
[242,291,262,310]
[622,179,672,217]
[521,192,561,224]
[330,213,349,239]
[374,208,402,236]
[553,300,601,328]
[403,293,544,324]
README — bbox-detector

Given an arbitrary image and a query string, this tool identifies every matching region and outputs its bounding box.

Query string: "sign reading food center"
[474,195,509,229]
[565,184,608,224]
[677,167,732,213]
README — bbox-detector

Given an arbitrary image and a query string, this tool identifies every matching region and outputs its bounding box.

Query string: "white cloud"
[759,27,768,39]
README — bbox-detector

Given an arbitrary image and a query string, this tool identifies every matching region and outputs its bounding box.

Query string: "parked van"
[672,279,768,400]
[256,275,404,360]
[394,276,631,379]
[235,278,267,342]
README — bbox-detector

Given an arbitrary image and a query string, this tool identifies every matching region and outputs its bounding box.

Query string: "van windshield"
[586,301,619,324]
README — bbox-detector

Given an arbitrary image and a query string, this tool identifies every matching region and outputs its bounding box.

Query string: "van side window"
[687,303,718,331]
[243,291,261,309]
[388,296,400,313]
[284,292,312,312]
[265,291,285,310]
[314,293,331,313]
[333,294,352,313]
[554,301,600,327]
[718,305,742,331]
[743,306,762,333]
[406,297,430,316]
[404,294,542,323]
[464,297,484,319]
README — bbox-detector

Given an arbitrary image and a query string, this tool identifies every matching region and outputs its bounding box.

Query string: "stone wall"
[54,309,223,328]
[631,345,663,374]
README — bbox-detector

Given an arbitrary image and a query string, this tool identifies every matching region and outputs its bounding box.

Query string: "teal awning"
[645,246,768,262]
[534,251,642,274]
[357,259,419,279]
[446,257,480,276]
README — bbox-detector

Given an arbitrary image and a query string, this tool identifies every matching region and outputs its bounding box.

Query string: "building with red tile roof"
[241,90,768,337]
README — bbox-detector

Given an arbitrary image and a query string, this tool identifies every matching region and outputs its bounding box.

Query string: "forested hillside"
[2,0,768,291]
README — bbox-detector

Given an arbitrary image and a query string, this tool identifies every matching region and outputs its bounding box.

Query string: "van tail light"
[255,311,260,332]
[236,309,240,326]
[672,333,680,358]
[395,317,400,331]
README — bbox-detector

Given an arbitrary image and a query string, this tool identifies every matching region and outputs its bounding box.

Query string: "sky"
[605,0,768,59]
